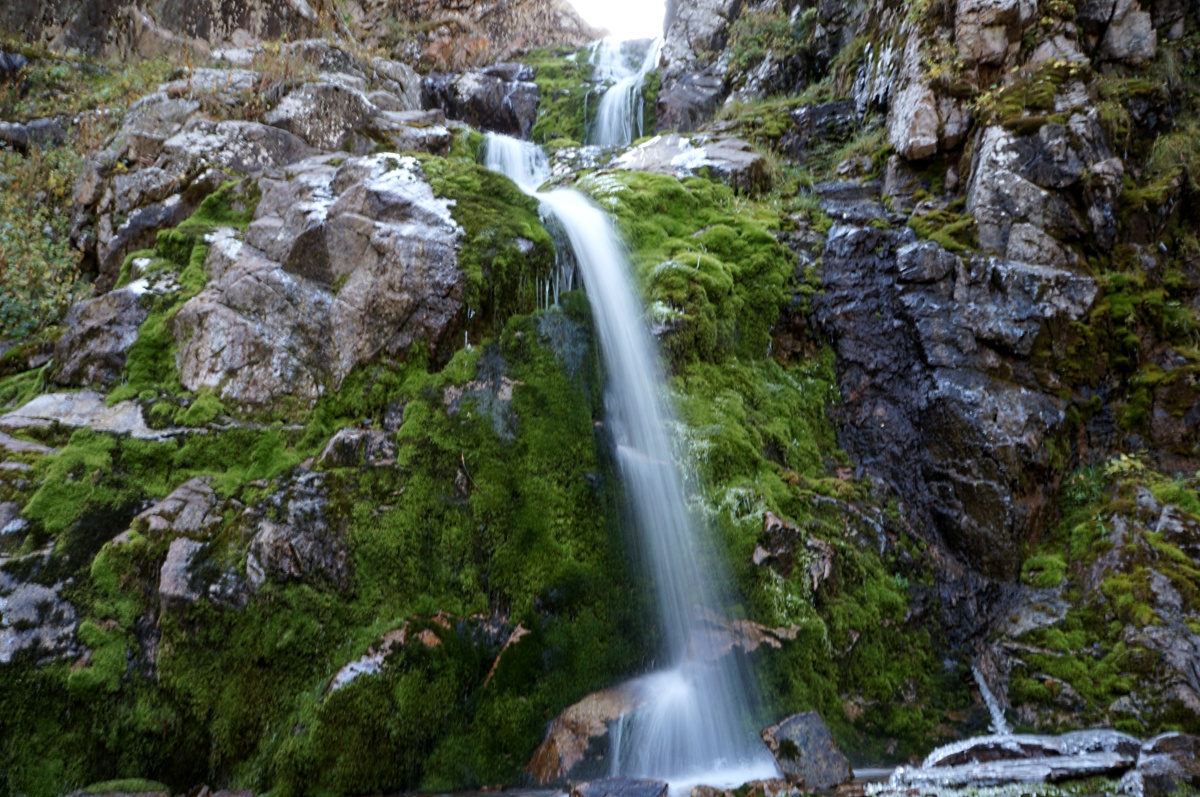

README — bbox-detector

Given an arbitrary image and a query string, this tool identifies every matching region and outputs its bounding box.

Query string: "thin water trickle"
[483,132,778,787]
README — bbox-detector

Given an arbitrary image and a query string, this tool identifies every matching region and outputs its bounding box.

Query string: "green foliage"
[0,145,85,339]
[81,780,171,794]
[726,6,819,91]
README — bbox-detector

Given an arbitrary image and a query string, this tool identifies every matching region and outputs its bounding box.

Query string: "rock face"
[760,712,853,790]
[0,552,78,664]
[70,45,447,289]
[172,153,463,408]
[0,391,174,440]
[656,0,739,133]
[422,67,539,138]
[52,288,150,388]
[245,470,348,591]
[814,222,1095,580]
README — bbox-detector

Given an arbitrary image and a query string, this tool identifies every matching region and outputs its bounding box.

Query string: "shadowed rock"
[760,712,852,790]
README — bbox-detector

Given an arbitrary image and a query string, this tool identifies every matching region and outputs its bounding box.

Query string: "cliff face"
[3,0,599,65]
[2,0,1200,794]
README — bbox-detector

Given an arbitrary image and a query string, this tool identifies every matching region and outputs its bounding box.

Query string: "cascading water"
[483,132,778,788]
[589,38,663,148]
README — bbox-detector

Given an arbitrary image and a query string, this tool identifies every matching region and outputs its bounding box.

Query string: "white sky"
[568,0,666,40]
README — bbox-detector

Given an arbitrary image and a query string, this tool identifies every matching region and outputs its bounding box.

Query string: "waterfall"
[483,133,778,788]
[589,38,663,148]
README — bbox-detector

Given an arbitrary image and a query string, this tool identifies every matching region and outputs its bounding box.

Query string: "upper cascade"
[589,37,663,148]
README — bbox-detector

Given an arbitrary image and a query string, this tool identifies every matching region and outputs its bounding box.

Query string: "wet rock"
[0,431,57,457]
[613,134,770,194]
[751,512,835,593]
[925,730,1142,767]
[317,428,397,468]
[421,69,539,138]
[816,222,1095,580]
[174,154,463,408]
[245,470,348,591]
[782,101,859,158]
[572,777,668,797]
[263,81,376,151]
[527,685,647,783]
[0,563,78,664]
[0,391,176,440]
[159,537,207,609]
[1136,733,1200,796]
[656,65,726,133]
[52,287,150,388]
[761,712,853,790]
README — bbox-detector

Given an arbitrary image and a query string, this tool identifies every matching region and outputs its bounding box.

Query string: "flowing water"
[483,132,778,787]
[589,38,663,148]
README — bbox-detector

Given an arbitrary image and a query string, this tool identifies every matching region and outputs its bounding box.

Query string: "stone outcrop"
[0,391,176,440]
[571,778,667,797]
[613,133,770,193]
[0,551,78,664]
[760,712,853,790]
[52,287,150,388]
[527,685,648,784]
[422,66,539,138]
[172,153,463,408]
[245,470,349,591]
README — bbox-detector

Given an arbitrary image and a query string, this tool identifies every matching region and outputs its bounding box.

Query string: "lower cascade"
[483,132,779,786]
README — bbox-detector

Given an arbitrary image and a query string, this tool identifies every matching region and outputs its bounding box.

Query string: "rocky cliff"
[2,0,1200,795]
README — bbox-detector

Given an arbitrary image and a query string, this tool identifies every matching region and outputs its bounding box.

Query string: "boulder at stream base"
[571,777,668,797]
[760,712,853,790]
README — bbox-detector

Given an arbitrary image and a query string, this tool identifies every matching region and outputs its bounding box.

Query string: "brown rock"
[527,686,648,784]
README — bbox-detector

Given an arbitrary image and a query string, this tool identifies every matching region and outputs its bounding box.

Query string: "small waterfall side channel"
[482,134,780,789]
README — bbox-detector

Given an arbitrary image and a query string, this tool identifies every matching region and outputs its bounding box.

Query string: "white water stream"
[589,38,662,148]
[483,133,778,787]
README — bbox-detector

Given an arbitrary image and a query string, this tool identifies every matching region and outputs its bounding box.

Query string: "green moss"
[907,207,978,253]
[579,170,793,366]
[1022,553,1067,588]
[525,47,596,146]
[68,621,129,696]
[417,156,556,343]
[80,779,171,794]
[177,392,225,427]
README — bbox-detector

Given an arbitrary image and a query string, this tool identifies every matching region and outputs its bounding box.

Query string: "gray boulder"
[159,537,207,609]
[0,566,78,664]
[173,154,464,408]
[760,712,853,790]
[132,477,224,537]
[318,428,397,468]
[264,81,377,151]
[613,133,769,193]
[52,287,150,388]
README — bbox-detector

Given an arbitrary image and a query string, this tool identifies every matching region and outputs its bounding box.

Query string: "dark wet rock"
[1136,733,1200,796]
[0,51,28,79]
[174,154,463,408]
[816,180,887,224]
[761,712,853,790]
[317,428,397,468]
[782,101,859,158]
[246,470,348,591]
[52,286,150,389]
[814,223,1095,580]
[572,777,668,797]
[656,66,726,133]
[0,116,67,153]
[421,69,539,138]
